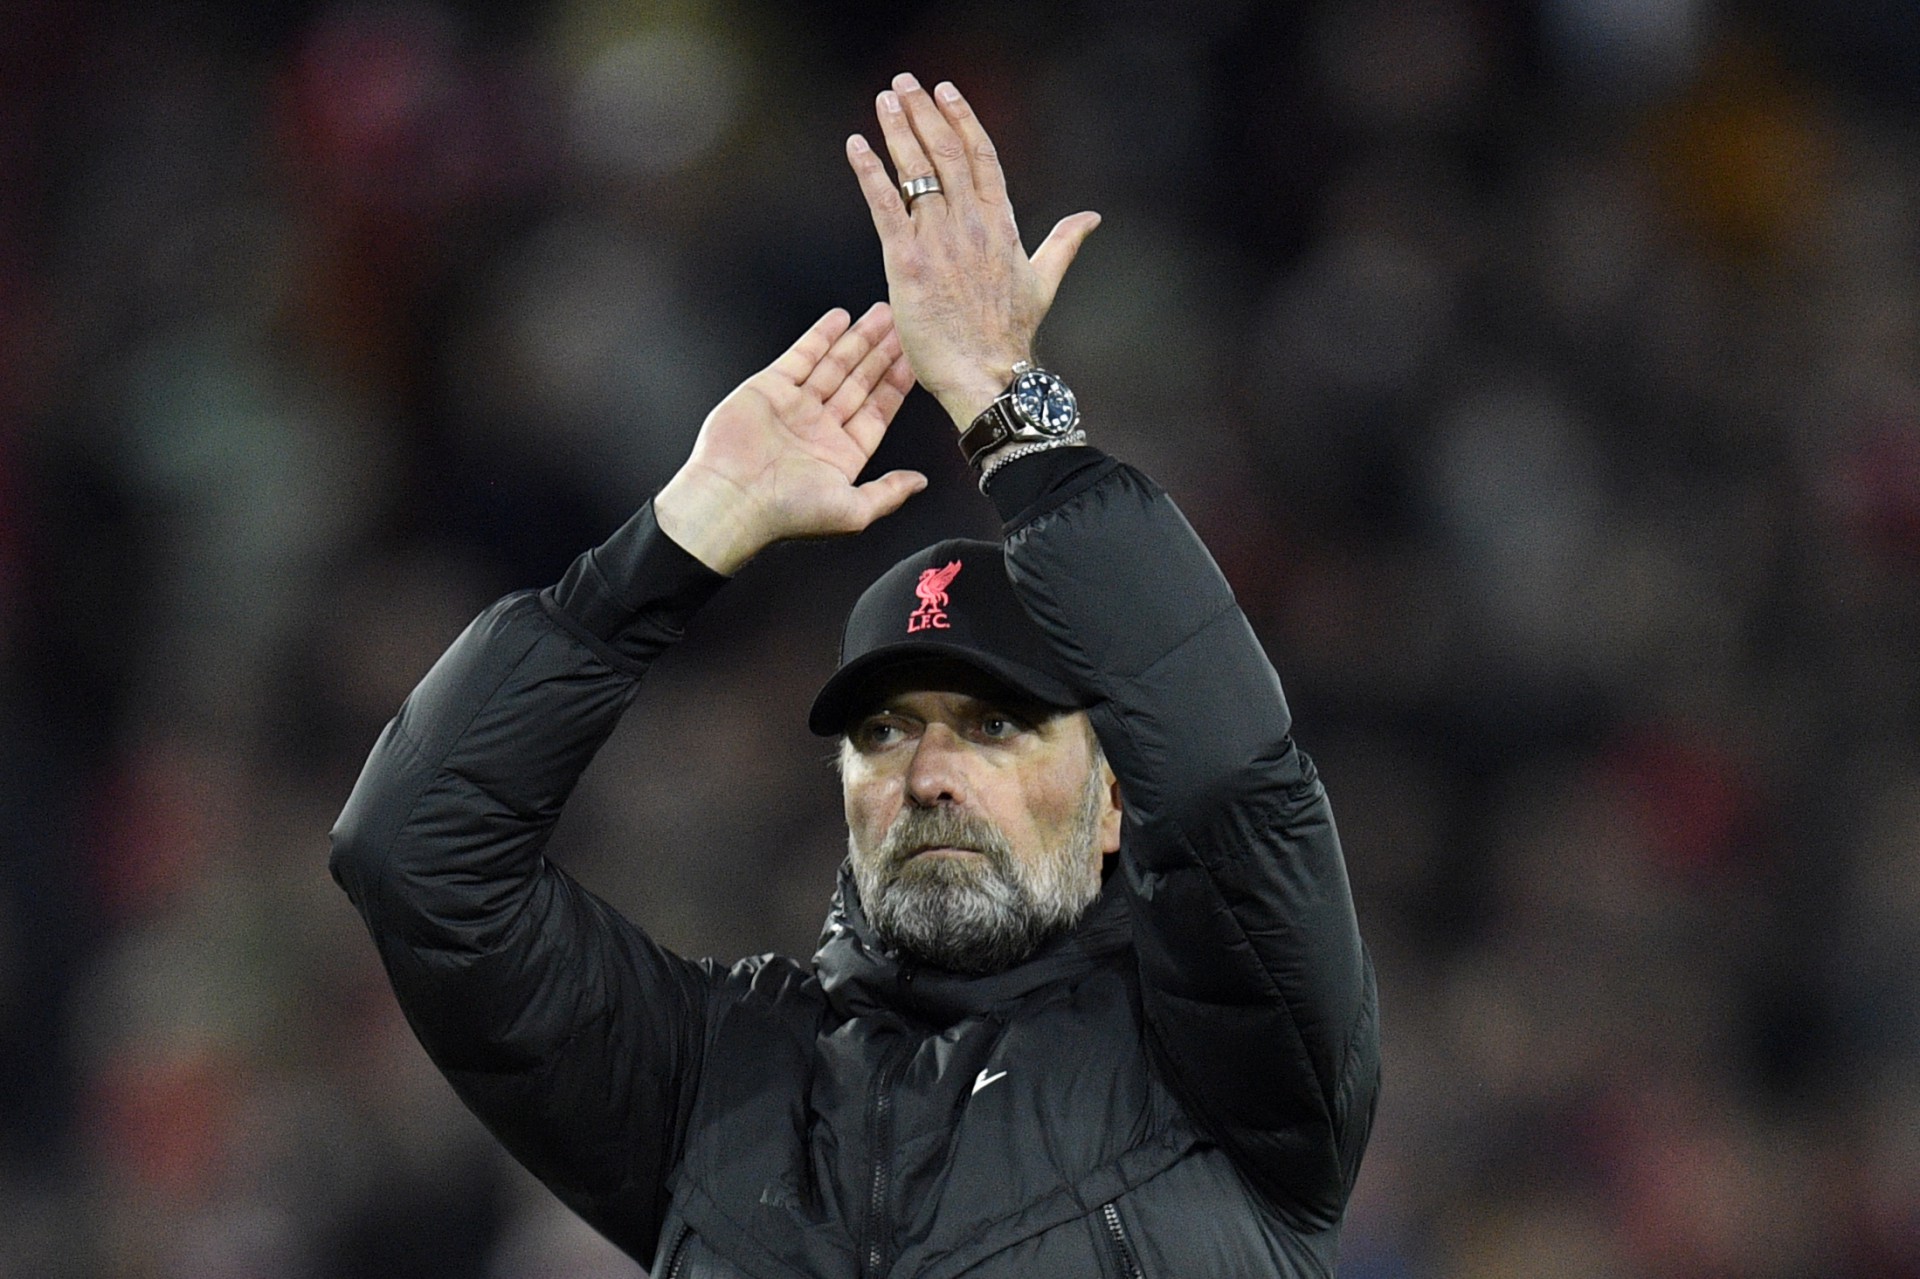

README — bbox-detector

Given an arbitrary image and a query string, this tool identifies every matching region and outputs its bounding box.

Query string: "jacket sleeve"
[988,449,1380,1230]
[328,502,730,1262]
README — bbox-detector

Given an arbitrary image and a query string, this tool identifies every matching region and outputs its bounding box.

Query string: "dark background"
[2,1,1918,1275]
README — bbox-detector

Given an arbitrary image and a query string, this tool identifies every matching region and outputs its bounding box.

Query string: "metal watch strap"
[977,431,1088,489]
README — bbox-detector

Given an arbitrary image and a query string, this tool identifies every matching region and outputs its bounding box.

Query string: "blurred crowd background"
[3,0,1918,1275]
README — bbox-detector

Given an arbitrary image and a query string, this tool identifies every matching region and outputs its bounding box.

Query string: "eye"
[977,712,1024,741]
[851,715,910,751]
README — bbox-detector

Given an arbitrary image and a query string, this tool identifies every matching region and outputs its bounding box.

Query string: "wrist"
[957,360,1082,470]
[932,354,1030,430]
[653,467,767,577]
[939,384,1006,430]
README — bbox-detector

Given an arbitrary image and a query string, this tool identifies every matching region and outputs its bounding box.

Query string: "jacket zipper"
[1102,1201,1144,1279]
[660,1222,691,1279]
[860,1040,911,1279]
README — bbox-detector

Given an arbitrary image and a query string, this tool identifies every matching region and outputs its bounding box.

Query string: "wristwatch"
[959,361,1081,468]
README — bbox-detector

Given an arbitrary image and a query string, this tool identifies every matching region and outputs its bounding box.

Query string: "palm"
[657,304,922,574]
[696,374,886,532]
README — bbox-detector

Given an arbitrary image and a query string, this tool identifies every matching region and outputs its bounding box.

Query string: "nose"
[904,723,968,808]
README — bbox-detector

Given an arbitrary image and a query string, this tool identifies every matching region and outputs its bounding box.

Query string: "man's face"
[839,670,1123,975]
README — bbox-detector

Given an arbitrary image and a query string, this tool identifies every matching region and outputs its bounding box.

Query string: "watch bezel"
[1008,367,1079,438]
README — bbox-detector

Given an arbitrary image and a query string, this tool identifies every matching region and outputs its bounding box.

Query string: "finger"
[885,346,917,392]
[769,307,853,384]
[847,134,911,236]
[875,87,947,215]
[890,72,974,204]
[931,81,1009,209]
[802,301,892,402]
[1029,211,1102,305]
[823,322,902,425]
[842,350,916,455]
[847,469,927,530]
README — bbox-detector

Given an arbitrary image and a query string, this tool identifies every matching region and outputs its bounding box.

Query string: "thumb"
[1030,211,1102,303]
[848,469,928,529]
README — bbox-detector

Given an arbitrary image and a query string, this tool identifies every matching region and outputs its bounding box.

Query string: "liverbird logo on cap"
[907,559,963,633]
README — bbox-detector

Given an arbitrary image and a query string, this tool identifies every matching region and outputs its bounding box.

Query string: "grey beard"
[851,764,1106,976]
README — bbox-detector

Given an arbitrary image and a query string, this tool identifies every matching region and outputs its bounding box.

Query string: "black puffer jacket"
[330,449,1380,1277]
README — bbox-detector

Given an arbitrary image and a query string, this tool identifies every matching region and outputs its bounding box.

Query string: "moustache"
[876,805,1015,873]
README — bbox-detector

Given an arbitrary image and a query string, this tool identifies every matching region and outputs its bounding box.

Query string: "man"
[331,74,1378,1277]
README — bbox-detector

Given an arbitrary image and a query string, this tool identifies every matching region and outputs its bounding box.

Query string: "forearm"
[992,455,1293,829]
[993,454,1377,1218]
[328,592,630,959]
[329,501,725,1029]
[328,504,727,1251]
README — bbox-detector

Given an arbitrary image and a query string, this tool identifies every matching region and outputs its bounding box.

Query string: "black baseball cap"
[807,538,1079,736]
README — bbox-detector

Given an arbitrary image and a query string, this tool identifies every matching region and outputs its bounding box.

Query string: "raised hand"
[654,302,922,575]
[845,74,1100,429]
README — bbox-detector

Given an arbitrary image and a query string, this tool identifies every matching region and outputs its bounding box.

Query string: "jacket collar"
[812,858,1130,1026]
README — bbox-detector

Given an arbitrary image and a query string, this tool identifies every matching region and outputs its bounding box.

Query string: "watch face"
[1010,369,1078,437]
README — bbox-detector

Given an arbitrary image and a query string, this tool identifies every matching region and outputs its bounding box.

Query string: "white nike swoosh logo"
[972,1068,1008,1095]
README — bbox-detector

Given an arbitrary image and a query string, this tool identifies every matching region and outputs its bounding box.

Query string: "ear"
[1098,758,1123,856]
